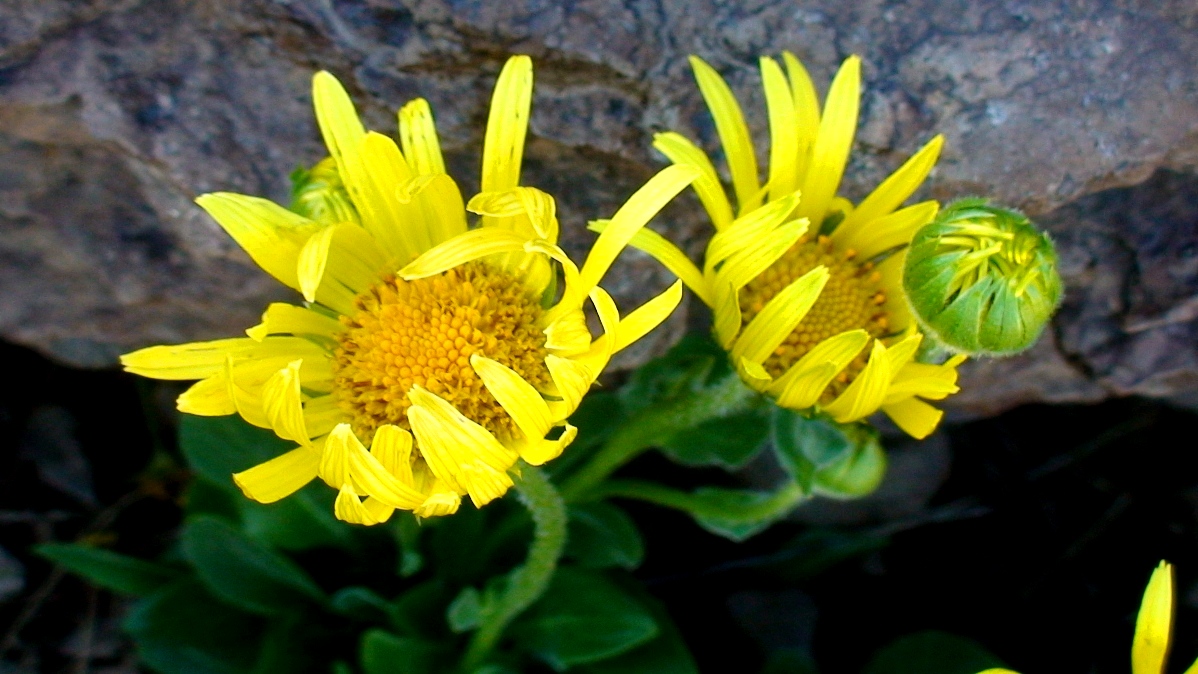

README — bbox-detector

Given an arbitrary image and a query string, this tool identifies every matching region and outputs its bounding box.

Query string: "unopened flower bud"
[289,157,359,225]
[903,199,1062,356]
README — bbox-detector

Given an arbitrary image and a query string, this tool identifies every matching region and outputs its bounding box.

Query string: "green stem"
[461,466,566,672]
[558,372,759,501]
[591,479,806,522]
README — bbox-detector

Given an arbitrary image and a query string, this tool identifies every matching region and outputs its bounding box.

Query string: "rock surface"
[1,0,1196,414]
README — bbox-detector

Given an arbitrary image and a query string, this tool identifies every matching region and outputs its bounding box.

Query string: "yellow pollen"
[739,235,890,400]
[332,261,551,443]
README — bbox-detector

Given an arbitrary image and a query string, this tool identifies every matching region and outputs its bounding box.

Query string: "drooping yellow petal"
[881,397,943,440]
[545,355,595,416]
[406,386,518,507]
[834,135,944,244]
[706,193,801,273]
[1132,561,1174,674]
[590,221,710,306]
[712,280,742,349]
[195,193,319,292]
[262,360,311,446]
[761,56,800,201]
[319,424,424,509]
[781,51,821,185]
[612,280,684,354]
[468,187,559,242]
[398,227,528,280]
[398,98,446,175]
[246,303,344,342]
[823,339,890,423]
[519,424,578,467]
[689,56,761,215]
[543,310,592,357]
[302,395,344,438]
[796,56,860,226]
[770,330,871,409]
[297,225,337,303]
[369,424,415,486]
[416,487,462,518]
[837,201,939,260]
[177,376,236,416]
[481,55,533,192]
[471,354,553,441]
[233,445,321,504]
[652,131,734,230]
[573,164,699,304]
[121,337,322,381]
[731,266,829,367]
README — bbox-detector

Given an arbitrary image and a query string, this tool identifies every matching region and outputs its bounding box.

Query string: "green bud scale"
[902,198,1063,357]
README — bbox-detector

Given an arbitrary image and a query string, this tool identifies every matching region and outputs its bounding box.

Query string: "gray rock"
[1,0,1196,415]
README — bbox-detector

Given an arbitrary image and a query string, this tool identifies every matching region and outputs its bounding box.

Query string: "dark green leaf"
[549,392,627,478]
[759,648,819,674]
[185,476,242,521]
[446,587,484,633]
[181,515,326,616]
[238,483,350,551]
[360,629,444,674]
[331,587,395,622]
[394,512,424,577]
[36,543,181,596]
[252,617,311,674]
[124,578,263,674]
[771,411,885,497]
[511,567,658,670]
[617,333,729,413]
[863,631,1004,674]
[661,409,770,469]
[565,502,644,570]
[575,585,697,674]
[689,487,795,542]
[391,580,452,639]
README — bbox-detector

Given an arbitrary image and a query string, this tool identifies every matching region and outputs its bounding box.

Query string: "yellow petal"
[716,217,809,291]
[262,360,310,446]
[796,56,860,227]
[689,55,761,215]
[761,56,800,201]
[1133,561,1174,674]
[543,309,592,357]
[320,424,424,509]
[468,187,558,242]
[406,386,518,507]
[195,192,318,292]
[302,395,344,438]
[712,280,742,349]
[782,51,821,186]
[519,423,578,467]
[545,354,594,416]
[481,55,533,192]
[837,201,939,261]
[177,376,236,416]
[738,357,772,389]
[297,225,337,303]
[706,193,802,273]
[731,266,829,367]
[122,337,307,381]
[652,131,734,230]
[233,446,321,504]
[370,424,415,486]
[398,98,446,175]
[881,397,944,440]
[416,487,462,518]
[823,339,891,422]
[334,485,395,526]
[225,356,270,429]
[876,251,913,332]
[612,280,684,354]
[471,354,554,441]
[771,329,871,409]
[589,220,710,307]
[246,303,344,342]
[398,227,528,280]
[574,164,699,304]
[834,135,944,244]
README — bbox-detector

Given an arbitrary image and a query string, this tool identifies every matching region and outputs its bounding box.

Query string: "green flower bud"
[288,157,359,225]
[903,198,1063,356]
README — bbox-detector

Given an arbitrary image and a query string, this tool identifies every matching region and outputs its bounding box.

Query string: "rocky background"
[2,0,1196,417]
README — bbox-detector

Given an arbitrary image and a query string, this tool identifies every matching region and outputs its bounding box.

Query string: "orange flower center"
[739,235,889,399]
[332,261,551,442]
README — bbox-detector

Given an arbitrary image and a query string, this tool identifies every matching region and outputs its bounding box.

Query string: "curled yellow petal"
[233,446,321,504]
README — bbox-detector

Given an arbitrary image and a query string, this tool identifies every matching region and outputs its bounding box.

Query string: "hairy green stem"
[461,466,566,671]
[558,372,759,501]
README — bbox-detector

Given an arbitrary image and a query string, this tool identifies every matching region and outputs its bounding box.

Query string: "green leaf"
[771,410,885,497]
[661,408,770,469]
[565,502,644,570]
[331,586,395,622]
[251,617,311,674]
[446,586,484,633]
[575,586,697,674]
[759,648,818,674]
[689,487,798,542]
[391,580,452,639]
[181,515,327,616]
[863,631,1004,674]
[124,578,263,674]
[36,543,181,596]
[360,629,444,674]
[179,415,350,551]
[812,438,886,499]
[511,567,658,670]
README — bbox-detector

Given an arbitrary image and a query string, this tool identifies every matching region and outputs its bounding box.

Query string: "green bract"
[902,198,1063,356]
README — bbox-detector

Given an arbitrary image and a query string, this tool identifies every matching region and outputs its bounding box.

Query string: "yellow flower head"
[617,52,964,439]
[122,56,695,523]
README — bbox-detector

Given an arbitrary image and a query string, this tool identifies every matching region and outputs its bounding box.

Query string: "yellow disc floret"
[333,261,552,442]
[740,235,889,396]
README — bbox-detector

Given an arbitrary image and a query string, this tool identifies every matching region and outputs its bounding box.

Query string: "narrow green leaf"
[661,409,770,469]
[181,515,327,616]
[36,543,181,596]
[360,629,444,674]
[511,567,658,670]
[863,631,1004,674]
[565,502,644,570]
[690,487,797,542]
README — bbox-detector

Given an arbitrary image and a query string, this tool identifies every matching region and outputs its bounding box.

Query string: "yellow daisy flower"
[979,560,1198,674]
[614,52,964,438]
[122,56,695,523]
